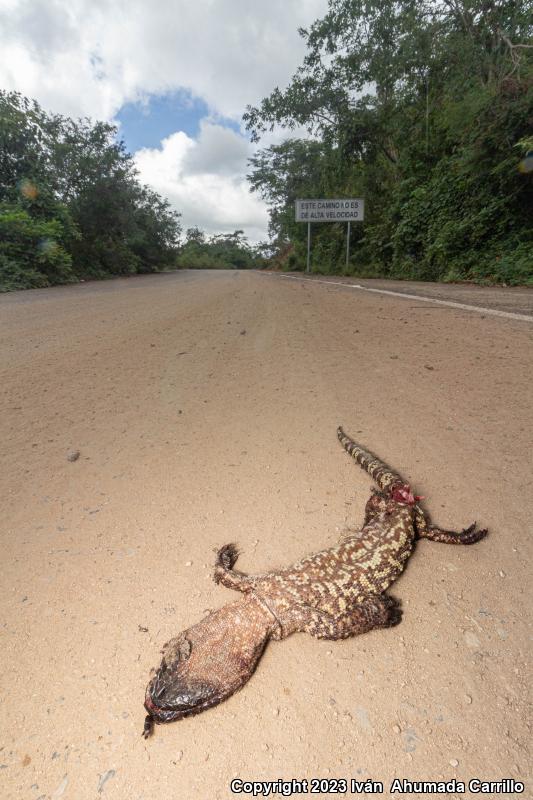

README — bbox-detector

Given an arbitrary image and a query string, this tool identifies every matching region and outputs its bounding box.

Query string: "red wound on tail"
[392,485,425,506]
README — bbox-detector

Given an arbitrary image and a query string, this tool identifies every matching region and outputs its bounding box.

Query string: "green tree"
[245,0,533,283]
[0,204,76,290]
[0,90,182,290]
[176,228,259,269]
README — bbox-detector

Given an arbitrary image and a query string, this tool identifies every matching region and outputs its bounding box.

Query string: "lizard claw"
[382,595,402,627]
[216,543,240,571]
[458,523,488,544]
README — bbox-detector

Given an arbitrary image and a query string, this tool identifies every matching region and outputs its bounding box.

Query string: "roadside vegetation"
[245,0,533,285]
[175,227,266,270]
[0,90,265,291]
[0,91,184,291]
[1,1,531,291]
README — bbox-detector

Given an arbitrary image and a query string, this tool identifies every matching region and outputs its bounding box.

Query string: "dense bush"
[246,0,533,285]
[0,204,77,288]
[175,228,261,270]
[0,91,181,291]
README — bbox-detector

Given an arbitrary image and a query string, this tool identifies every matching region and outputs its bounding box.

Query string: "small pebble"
[273,708,280,716]
[499,570,506,577]
[465,695,472,704]
[66,450,80,462]
[185,561,192,567]
[449,759,459,768]
[393,724,401,734]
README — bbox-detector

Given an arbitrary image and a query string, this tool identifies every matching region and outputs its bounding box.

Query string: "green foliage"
[0,204,76,290]
[245,0,533,285]
[176,228,261,270]
[0,90,182,291]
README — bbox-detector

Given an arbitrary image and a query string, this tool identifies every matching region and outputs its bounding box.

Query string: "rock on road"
[1,269,532,798]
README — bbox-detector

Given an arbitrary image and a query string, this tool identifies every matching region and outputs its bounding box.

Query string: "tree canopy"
[175,227,264,269]
[0,91,182,290]
[245,0,533,284]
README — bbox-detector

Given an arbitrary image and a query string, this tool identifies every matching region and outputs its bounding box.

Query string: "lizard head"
[143,597,272,736]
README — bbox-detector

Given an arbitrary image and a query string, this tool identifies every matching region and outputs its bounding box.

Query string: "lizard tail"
[338,427,487,542]
[337,426,406,494]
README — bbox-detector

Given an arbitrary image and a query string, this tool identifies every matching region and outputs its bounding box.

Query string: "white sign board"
[295,198,364,222]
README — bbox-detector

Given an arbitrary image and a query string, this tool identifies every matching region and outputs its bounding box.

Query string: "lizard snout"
[143,597,272,734]
[145,671,217,722]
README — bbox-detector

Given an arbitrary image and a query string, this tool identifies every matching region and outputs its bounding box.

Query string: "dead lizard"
[142,426,487,737]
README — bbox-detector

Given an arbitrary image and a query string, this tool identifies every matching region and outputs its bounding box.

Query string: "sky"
[0,0,329,242]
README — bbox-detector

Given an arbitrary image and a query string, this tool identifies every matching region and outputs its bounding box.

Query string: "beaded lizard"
[142,427,487,737]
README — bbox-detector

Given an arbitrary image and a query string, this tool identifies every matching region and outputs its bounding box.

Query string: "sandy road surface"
[279,274,533,317]
[1,270,532,799]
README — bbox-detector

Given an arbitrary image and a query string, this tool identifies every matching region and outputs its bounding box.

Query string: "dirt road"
[1,270,532,799]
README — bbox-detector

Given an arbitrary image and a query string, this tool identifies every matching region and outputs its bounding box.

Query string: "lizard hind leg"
[420,522,488,545]
[213,543,254,592]
[414,507,487,544]
[296,595,402,641]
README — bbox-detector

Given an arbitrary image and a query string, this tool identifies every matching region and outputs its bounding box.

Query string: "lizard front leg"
[283,595,402,641]
[213,543,254,592]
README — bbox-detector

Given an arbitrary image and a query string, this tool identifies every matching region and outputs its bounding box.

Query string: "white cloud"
[0,0,327,122]
[0,0,329,240]
[134,121,269,242]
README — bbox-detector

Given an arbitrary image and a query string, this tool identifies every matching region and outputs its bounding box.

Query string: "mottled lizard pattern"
[143,427,487,737]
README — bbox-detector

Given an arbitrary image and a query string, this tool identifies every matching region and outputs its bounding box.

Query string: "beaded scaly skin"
[143,427,487,737]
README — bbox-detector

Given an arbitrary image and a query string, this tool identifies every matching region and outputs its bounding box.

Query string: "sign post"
[295,198,364,273]
[346,220,351,269]
[307,221,311,273]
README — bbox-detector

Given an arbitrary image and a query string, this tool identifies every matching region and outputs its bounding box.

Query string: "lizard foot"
[456,523,488,544]
[214,543,240,583]
[378,595,402,627]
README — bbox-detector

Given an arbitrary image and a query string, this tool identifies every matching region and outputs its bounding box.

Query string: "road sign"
[295,198,364,223]
[295,198,365,272]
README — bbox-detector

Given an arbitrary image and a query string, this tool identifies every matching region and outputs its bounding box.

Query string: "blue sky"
[115,89,241,153]
[0,0,328,240]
